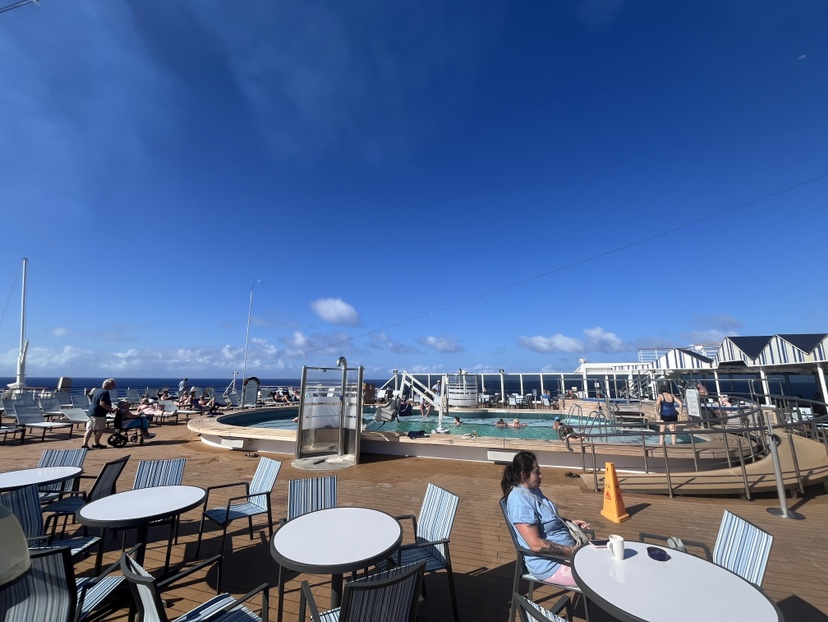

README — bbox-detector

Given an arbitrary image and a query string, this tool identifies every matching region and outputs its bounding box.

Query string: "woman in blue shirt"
[501,451,590,587]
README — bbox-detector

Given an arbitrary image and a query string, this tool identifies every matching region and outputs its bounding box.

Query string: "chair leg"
[277,565,286,622]
[445,565,460,622]
[221,522,230,557]
[164,521,176,572]
[248,515,254,539]
[195,514,207,559]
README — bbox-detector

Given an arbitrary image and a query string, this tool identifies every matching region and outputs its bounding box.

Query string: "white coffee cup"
[607,534,625,560]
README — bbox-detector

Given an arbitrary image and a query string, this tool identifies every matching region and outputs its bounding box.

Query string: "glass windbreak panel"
[341,366,363,460]
[297,367,343,458]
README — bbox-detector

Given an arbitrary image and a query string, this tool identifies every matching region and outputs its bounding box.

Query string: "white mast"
[9,258,28,390]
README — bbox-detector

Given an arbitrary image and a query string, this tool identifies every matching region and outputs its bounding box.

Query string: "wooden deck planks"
[0,421,826,621]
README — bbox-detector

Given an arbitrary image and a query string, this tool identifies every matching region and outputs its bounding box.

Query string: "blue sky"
[1,1,827,380]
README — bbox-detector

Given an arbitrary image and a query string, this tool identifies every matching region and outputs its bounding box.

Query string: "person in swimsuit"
[655,384,683,444]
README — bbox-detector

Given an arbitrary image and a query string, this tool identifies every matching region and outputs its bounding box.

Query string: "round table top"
[78,485,206,528]
[572,541,783,622]
[271,507,403,575]
[0,466,82,492]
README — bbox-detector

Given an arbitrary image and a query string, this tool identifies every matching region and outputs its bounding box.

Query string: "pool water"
[222,408,703,444]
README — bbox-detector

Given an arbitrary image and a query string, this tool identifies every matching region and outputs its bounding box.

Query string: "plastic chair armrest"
[638,531,712,560]
[213,582,270,622]
[300,581,323,622]
[392,513,418,539]
[515,544,569,565]
[157,554,223,592]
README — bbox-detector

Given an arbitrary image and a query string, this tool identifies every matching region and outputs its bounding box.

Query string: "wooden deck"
[2,423,827,622]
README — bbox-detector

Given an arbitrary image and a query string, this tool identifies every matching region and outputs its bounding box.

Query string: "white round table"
[270,507,402,621]
[0,466,82,492]
[78,485,206,571]
[572,541,783,622]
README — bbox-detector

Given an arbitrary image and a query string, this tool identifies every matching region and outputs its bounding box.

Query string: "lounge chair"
[298,561,426,622]
[9,402,74,442]
[72,393,90,409]
[195,457,282,557]
[38,396,66,418]
[155,400,182,424]
[61,407,90,428]
[126,388,142,404]
[55,391,73,407]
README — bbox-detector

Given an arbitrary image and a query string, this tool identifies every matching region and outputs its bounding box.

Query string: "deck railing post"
[689,428,699,472]
[662,443,673,498]
[765,416,804,520]
[736,434,751,500]
[642,433,649,473]
[786,428,805,497]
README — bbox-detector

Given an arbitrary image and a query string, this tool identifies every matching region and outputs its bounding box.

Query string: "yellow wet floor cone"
[600,461,630,523]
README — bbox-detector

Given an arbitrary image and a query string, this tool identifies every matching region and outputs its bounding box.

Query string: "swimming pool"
[220,408,703,445]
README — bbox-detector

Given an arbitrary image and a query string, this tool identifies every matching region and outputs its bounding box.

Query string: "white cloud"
[311,298,361,326]
[799,54,807,61]
[519,327,627,354]
[49,327,71,337]
[583,327,625,352]
[519,334,582,353]
[421,336,463,353]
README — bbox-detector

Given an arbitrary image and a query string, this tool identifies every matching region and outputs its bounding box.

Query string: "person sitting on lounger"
[136,397,164,419]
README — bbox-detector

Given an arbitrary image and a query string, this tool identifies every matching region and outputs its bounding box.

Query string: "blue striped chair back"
[512,593,569,622]
[338,561,425,622]
[416,483,459,564]
[286,476,337,522]
[713,510,773,586]
[0,546,77,622]
[0,484,44,539]
[120,551,168,622]
[89,455,130,503]
[133,458,185,489]
[37,448,87,499]
[249,458,282,510]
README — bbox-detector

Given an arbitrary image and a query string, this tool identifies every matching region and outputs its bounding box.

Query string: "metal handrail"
[571,392,828,504]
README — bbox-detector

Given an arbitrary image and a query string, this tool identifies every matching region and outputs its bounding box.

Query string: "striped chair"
[639,509,773,587]
[134,458,185,489]
[713,510,774,586]
[298,561,425,622]
[276,476,337,622]
[0,484,99,559]
[195,458,282,557]
[0,546,77,622]
[129,458,186,570]
[120,549,269,622]
[283,475,337,524]
[500,497,591,622]
[37,448,87,505]
[513,593,573,622]
[43,455,130,538]
[383,483,460,622]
